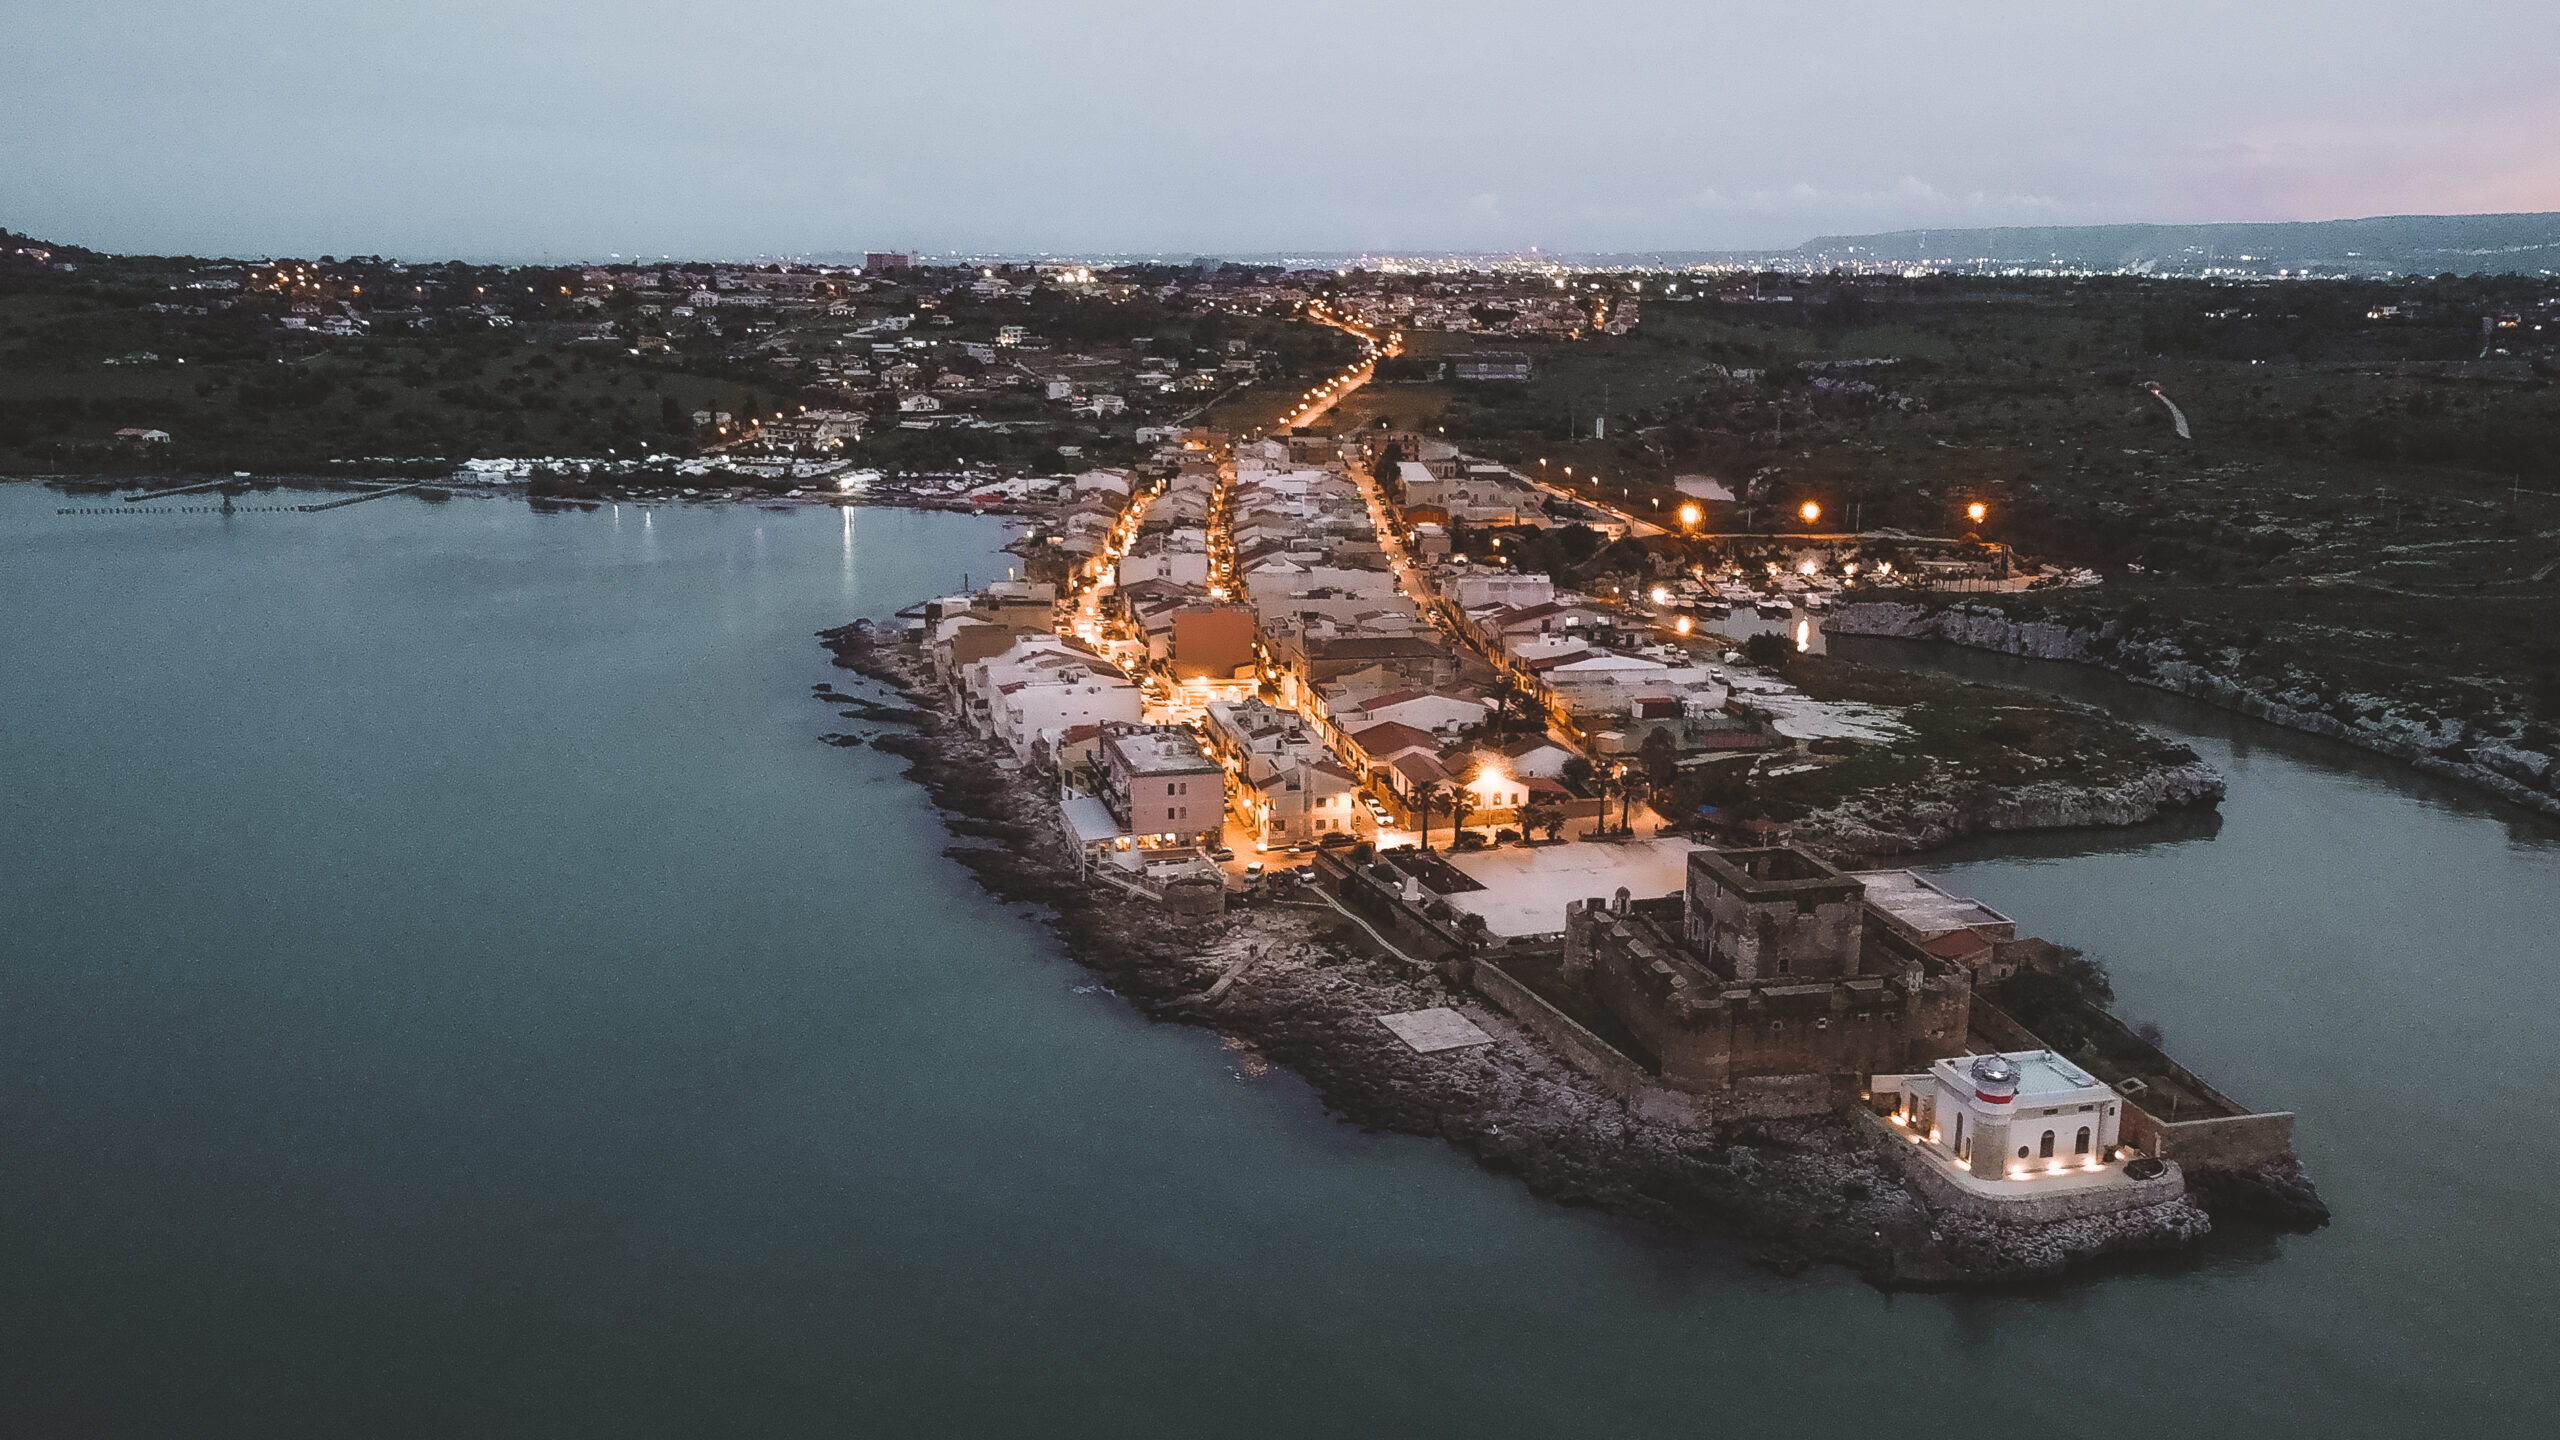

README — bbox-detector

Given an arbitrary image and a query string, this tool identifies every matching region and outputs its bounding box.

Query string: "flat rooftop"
[1937,1049,2106,1103]
[1441,838,1698,939]
[1106,728,1218,774]
[1850,869,2014,937]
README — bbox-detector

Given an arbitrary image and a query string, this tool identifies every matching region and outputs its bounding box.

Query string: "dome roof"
[1968,1054,2021,1087]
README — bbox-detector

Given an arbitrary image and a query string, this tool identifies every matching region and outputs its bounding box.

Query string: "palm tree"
[1419,782,1456,852]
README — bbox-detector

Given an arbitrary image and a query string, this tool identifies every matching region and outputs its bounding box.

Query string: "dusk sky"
[10,0,2560,260]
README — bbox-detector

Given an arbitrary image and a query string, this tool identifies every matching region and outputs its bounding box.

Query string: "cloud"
[2174,96,2560,221]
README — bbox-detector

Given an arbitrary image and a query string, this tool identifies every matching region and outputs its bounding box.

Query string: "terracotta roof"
[1350,721,1440,756]
[1488,601,1568,627]
[1921,928,1994,959]
[1389,752,1453,787]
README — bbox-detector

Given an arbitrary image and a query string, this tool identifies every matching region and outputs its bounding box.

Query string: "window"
[2039,1131,2055,1159]
[2076,1127,2092,1155]
[1954,1114,1966,1159]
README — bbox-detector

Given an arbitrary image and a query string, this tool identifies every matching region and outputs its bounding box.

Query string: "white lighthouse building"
[1886,1050,2125,1179]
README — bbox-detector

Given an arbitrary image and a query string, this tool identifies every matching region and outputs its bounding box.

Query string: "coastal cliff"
[1827,601,2560,819]
[817,619,2237,1288]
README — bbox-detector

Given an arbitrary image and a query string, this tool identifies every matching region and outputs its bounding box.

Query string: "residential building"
[1100,724,1225,850]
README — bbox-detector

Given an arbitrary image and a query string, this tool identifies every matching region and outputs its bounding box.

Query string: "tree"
[1559,754,1597,796]
[1741,631,1791,670]
[1371,440,1406,499]
[1445,781,1476,840]
[1639,727,1681,792]
[1487,676,1544,737]
[1608,763,1638,834]
[1519,802,1566,843]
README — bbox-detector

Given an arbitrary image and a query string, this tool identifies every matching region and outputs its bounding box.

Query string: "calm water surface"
[4,485,2554,1437]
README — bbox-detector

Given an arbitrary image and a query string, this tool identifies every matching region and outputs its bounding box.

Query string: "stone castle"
[1560,846,1973,1091]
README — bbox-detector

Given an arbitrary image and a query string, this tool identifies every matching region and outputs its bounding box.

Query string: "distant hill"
[1792,213,2560,276]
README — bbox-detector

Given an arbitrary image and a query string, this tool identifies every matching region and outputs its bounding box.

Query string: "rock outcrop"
[1828,601,2560,818]
[1791,759,2227,858]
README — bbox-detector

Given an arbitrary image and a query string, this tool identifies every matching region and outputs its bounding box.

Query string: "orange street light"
[1799,501,1822,524]
[1678,502,1701,526]
[1967,501,1988,523]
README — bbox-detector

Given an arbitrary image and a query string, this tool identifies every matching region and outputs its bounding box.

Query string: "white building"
[1243,758,1372,848]
[1340,687,1492,737]
[994,666,1144,763]
[1445,568,1555,612]
[1117,550,1212,588]
[957,636,1142,761]
[1880,1051,2126,1181]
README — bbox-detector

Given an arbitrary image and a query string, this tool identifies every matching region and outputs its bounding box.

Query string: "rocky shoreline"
[818,618,2321,1288]
[1792,758,2228,859]
[1828,600,2560,819]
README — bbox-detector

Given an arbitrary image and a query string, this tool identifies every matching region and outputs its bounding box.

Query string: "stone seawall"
[1827,601,2560,819]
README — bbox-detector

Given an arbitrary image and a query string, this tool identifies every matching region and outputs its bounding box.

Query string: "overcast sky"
[9,1,2560,261]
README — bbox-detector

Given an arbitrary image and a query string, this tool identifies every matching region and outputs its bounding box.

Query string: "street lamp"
[1678,502,1701,527]
[1966,501,1988,524]
[1799,500,1822,524]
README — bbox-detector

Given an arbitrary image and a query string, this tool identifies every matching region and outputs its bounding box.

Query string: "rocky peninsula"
[819,618,2322,1288]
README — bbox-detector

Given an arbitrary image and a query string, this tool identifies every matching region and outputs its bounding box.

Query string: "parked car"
[1244,861,1266,885]
[1209,846,1236,863]
[1317,832,1355,850]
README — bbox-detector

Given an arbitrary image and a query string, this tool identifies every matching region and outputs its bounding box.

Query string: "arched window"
[2076,1126,2092,1155]
[2039,1130,2056,1159]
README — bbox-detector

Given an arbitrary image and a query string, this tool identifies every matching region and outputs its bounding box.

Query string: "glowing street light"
[1678,502,1702,526]
[1967,501,1988,523]
[1798,500,1822,524]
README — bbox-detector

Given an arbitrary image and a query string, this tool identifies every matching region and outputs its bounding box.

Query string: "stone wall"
[1473,956,1842,1128]
[1309,851,1466,961]
[2120,1106,2297,1168]
[1970,997,2297,1169]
